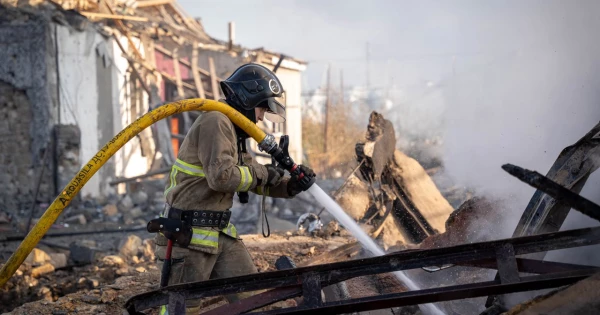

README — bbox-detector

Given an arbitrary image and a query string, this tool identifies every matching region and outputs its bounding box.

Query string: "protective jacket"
[156,106,291,254]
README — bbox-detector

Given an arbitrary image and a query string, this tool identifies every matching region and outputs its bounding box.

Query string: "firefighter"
[154,63,315,314]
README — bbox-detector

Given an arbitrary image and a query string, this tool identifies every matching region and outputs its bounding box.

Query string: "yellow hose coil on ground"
[0,99,266,287]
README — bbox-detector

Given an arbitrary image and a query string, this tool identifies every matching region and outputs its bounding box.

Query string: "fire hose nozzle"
[259,134,316,191]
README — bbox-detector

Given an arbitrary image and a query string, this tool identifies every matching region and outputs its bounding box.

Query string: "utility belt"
[163,204,231,230]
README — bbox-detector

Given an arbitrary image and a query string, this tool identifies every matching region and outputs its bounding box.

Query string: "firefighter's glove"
[264,164,285,187]
[287,165,316,197]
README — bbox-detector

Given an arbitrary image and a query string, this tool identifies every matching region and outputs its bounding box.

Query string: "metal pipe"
[2,226,147,242]
[109,166,172,186]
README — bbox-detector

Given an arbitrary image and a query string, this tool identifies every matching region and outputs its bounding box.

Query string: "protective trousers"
[155,233,258,314]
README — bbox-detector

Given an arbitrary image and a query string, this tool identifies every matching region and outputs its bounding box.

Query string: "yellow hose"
[0,99,266,287]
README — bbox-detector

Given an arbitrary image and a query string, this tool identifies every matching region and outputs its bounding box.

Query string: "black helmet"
[220,63,286,123]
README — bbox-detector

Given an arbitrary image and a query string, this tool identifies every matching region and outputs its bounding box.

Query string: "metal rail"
[256,269,596,315]
[125,226,600,314]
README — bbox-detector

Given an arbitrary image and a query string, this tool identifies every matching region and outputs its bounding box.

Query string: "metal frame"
[125,226,600,314]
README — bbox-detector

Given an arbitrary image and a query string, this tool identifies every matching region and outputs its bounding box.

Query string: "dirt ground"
[2,233,352,314]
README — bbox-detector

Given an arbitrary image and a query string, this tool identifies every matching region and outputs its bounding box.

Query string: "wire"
[304,51,496,64]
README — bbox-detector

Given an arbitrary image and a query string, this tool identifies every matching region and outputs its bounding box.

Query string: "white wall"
[56,25,154,197]
[277,67,303,165]
[56,25,104,198]
[110,35,154,194]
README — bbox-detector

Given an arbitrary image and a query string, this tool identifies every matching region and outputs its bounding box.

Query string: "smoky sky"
[183,1,600,263]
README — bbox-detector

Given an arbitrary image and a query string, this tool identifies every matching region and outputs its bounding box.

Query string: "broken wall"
[0,5,158,216]
[0,10,55,213]
[108,35,155,194]
[54,24,110,198]
[54,24,155,197]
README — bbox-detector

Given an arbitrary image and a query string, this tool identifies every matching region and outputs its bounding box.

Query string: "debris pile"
[3,233,351,314]
[419,197,507,249]
[334,111,458,250]
[0,234,157,314]
[0,189,165,237]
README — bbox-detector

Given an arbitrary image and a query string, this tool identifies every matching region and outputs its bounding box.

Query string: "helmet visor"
[264,93,286,123]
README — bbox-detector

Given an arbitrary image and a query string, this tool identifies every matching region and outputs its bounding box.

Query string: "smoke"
[373,2,600,240]
[439,3,600,238]
[435,5,600,310]
[377,5,600,305]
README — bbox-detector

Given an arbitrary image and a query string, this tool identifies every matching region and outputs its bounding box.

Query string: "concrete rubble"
[2,233,351,314]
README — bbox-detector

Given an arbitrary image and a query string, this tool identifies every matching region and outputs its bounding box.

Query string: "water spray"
[307,184,445,315]
[256,128,445,314]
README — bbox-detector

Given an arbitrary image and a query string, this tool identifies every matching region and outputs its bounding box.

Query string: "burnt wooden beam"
[190,42,206,99]
[486,121,600,308]
[273,54,285,73]
[256,270,597,315]
[208,56,220,100]
[503,163,600,222]
[172,48,185,98]
[513,121,600,237]
[125,226,600,313]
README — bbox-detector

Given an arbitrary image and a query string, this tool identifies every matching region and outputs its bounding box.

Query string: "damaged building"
[0,0,306,215]
[1,1,600,315]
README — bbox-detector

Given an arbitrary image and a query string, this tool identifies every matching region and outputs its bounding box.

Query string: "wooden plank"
[158,5,184,31]
[172,48,185,98]
[154,45,214,78]
[208,56,219,100]
[166,76,196,92]
[141,35,157,69]
[190,43,205,99]
[389,150,454,234]
[495,243,520,284]
[121,53,212,97]
[112,35,151,96]
[140,34,158,103]
[168,2,196,30]
[79,12,149,21]
[136,0,173,8]
[101,0,144,61]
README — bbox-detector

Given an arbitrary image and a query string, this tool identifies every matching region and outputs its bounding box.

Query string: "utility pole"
[340,69,344,105]
[366,42,370,90]
[324,64,331,154]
